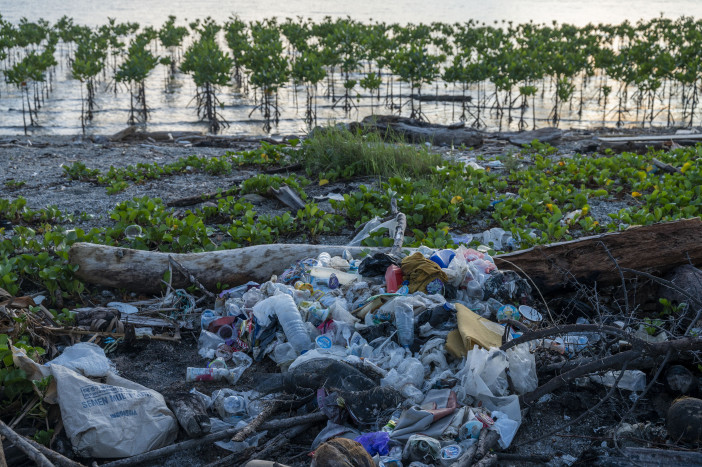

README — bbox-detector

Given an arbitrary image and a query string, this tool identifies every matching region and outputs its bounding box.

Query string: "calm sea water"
[4,0,701,27]
[1,1,701,136]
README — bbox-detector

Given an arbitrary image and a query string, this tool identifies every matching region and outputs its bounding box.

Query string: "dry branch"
[0,420,54,467]
[99,412,327,467]
[231,401,282,442]
[168,256,215,299]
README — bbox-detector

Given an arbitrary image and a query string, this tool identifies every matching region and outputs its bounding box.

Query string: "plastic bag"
[349,216,398,246]
[48,342,113,378]
[50,364,177,458]
[198,330,225,360]
[490,411,520,449]
[458,347,509,399]
[506,344,538,395]
[355,431,391,456]
[329,298,359,325]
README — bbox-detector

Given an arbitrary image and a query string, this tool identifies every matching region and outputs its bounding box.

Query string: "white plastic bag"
[348,216,398,246]
[460,347,509,398]
[506,344,538,395]
[50,364,177,458]
[48,342,112,378]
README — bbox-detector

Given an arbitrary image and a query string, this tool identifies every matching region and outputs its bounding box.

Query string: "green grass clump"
[299,126,442,181]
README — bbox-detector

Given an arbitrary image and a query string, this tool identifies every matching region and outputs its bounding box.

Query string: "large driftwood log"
[69,243,388,293]
[69,218,702,294]
[494,218,702,292]
[360,115,483,147]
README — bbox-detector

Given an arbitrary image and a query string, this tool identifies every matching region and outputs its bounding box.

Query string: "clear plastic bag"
[506,344,538,395]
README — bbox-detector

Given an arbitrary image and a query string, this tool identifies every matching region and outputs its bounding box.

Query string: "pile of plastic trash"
[192,244,544,465]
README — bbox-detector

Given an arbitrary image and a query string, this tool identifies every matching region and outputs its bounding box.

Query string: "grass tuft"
[299,126,442,180]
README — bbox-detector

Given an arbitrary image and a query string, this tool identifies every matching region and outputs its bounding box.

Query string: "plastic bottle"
[317,252,332,267]
[385,265,403,293]
[394,300,415,347]
[381,408,403,433]
[275,294,313,354]
[201,310,217,330]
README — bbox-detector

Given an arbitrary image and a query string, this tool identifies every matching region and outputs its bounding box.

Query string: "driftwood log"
[69,244,389,293]
[359,115,483,147]
[494,218,702,292]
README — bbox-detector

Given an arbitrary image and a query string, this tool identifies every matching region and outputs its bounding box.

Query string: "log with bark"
[359,115,483,147]
[494,218,702,292]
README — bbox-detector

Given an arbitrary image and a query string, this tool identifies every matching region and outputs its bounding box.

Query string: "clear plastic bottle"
[275,294,313,354]
[317,252,332,267]
[394,299,415,347]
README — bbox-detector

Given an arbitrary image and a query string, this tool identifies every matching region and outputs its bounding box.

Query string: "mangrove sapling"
[327,19,363,114]
[158,15,189,79]
[72,29,108,132]
[224,16,250,87]
[245,20,289,132]
[291,50,325,126]
[181,21,234,134]
[359,72,382,115]
[391,42,444,121]
[115,32,160,124]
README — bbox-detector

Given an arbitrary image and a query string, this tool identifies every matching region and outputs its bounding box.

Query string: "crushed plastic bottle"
[394,299,415,347]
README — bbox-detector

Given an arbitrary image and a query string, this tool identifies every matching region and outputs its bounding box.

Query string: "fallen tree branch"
[168,256,215,299]
[520,350,641,405]
[500,324,634,352]
[166,184,244,207]
[99,412,327,467]
[35,326,180,342]
[252,423,310,460]
[25,437,87,467]
[0,420,54,467]
[651,158,683,174]
[231,401,282,442]
[517,360,631,447]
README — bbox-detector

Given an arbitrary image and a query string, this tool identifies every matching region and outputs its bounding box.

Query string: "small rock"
[660,264,702,308]
[242,193,267,205]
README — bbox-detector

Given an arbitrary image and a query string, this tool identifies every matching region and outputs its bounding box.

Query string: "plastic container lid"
[316,335,332,349]
[519,305,543,322]
[441,444,463,460]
